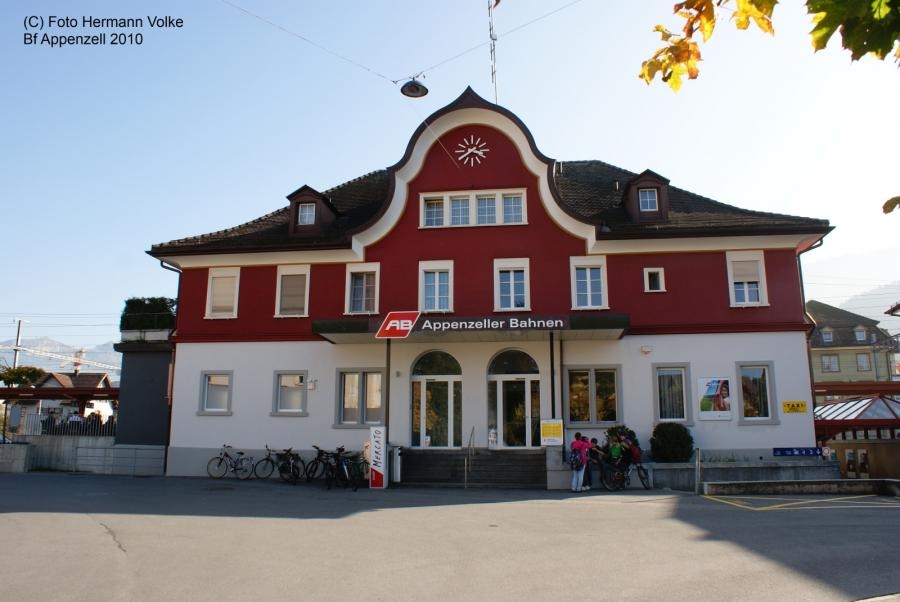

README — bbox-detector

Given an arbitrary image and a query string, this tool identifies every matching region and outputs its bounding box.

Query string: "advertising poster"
[698,377,732,420]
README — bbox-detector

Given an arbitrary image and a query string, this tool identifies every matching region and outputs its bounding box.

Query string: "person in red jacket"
[570,432,593,492]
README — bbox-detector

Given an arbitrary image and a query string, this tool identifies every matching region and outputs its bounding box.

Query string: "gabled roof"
[814,395,900,421]
[149,89,830,258]
[33,372,112,389]
[806,300,894,348]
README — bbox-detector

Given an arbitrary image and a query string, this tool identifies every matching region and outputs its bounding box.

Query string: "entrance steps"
[400,448,547,488]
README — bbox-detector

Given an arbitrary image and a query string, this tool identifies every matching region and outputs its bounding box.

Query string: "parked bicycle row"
[205,444,370,491]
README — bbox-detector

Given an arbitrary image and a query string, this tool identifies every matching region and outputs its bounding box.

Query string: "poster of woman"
[698,377,732,420]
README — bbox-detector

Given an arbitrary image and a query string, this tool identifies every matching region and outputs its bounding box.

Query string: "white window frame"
[638,188,659,212]
[736,361,779,425]
[570,256,609,310]
[726,250,768,307]
[274,265,310,318]
[854,327,867,343]
[419,189,527,228]
[653,364,693,424]
[198,371,233,416]
[821,330,833,344]
[821,354,840,373]
[494,258,530,312]
[419,260,454,313]
[205,267,240,319]
[643,267,666,293]
[297,202,316,225]
[272,371,309,416]
[336,369,384,427]
[345,262,380,315]
[856,353,871,372]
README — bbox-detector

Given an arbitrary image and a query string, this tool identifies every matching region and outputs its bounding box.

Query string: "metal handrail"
[464,426,476,488]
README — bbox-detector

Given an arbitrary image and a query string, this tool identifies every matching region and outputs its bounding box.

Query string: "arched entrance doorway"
[410,351,462,448]
[487,349,540,447]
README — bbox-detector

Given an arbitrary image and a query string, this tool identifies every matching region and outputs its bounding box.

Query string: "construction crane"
[0,344,121,372]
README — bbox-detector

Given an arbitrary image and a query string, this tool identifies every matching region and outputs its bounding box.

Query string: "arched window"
[488,349,538,375]
[412,351,462,376]
[411,351,462,448]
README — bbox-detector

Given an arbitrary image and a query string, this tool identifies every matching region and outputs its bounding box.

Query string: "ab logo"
[376,311,421,339]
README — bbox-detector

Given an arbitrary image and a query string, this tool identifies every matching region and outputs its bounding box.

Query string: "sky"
[1,0,899,354]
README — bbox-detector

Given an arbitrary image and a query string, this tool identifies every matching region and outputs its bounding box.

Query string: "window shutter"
[279,274,307,314]
[210,276,236,314]
[732,260,759,281]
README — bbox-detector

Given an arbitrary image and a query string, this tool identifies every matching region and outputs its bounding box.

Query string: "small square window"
[643,268,665,293]
[854,328,867,343]
[639,189,658,212]
[274,372,308,415]
[822,355,839,372]
[199,372,233,415]
[502,195,523,224]
[477,196,496,224]
[821,331,833,344]
[450,197,469,225]
[424,199,444,227]
[297,203,316,225]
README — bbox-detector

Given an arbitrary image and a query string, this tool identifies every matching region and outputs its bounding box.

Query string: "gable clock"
[454,134,490,167]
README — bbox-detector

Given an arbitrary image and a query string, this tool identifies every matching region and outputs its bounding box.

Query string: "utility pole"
[13,319,24,368]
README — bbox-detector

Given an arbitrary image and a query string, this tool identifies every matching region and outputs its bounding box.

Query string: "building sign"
[540,419,563,446]
[375,311,421,339]
[782,400,807,413]
[417,315,568,333]
[369,426,387,488]
[773,447,821,457]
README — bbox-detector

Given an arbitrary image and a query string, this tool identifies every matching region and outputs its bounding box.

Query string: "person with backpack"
[569,432,592,492]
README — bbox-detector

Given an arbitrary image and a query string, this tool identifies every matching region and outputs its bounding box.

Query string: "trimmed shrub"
[649,422,694,462]
[605,425,639,448]
[119,297,176,331]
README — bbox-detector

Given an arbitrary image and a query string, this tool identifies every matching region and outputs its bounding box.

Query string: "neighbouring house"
[11,371,116,435]
[807,300,898,395]
[149,87,831,482]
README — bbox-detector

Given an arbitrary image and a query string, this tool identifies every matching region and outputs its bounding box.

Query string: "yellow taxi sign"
[782,400,807,414]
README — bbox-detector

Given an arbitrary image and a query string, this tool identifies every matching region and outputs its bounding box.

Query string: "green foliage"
[809,0,900,61]
[605,424,640,448]
[119,297,176,331]
[649,422,695,463]
[0,366,46,386]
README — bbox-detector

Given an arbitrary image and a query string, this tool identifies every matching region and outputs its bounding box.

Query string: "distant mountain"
[0,337,121,380]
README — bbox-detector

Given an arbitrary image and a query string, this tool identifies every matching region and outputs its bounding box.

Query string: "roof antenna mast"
[489,0,499,103]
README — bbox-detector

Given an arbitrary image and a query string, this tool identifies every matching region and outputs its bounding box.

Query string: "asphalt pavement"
[1,473,899,602]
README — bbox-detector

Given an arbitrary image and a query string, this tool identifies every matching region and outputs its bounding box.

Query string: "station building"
[150,88,831,480]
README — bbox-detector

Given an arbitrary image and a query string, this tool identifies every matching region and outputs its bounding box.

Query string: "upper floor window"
[854,327,867,343]
[420,189,527,228]
[638,188,658,212]
[856,353,871,372]
[275,265,309,317]
[345,263,379,314]
[206,267,239,319]
[643,267,666,293]
[297,203,316,225]
[570,256,608,310]
[821,354,839,372]
[726,251,768,307]
[821,330,833,344]
[494,258,530,311]
[419,260,453,312]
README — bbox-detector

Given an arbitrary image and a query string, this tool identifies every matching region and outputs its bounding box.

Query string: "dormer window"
[821,330,833,344]
[854,327,867,343]
[297,203,316,225]
[639,189,658,212]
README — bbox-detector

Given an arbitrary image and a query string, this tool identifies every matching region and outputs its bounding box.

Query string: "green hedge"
[119,297,176,331]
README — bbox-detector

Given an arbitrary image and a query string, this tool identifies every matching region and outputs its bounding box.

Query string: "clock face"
[454,135,490,167]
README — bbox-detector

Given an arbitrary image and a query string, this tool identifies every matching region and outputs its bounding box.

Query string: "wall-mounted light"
[640,345,654,355]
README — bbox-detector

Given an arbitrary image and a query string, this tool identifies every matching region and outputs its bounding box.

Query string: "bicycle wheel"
[305,459,325,482]
[637,464,651,490]
[236,457,254,480]
[348,461,362,492]
[600,463,624,491]
[324,463,336,489]
[278,461,293,482]
[254,457,276,480]
[206,457,227,479]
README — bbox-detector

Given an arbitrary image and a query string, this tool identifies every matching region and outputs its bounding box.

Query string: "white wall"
[167,332,815,475]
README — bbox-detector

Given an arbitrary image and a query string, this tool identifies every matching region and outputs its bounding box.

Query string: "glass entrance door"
[411,379,461,447]
[492,378,540,447]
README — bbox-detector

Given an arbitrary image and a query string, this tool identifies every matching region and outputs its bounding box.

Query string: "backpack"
[569,448,583,469]
[630,444,642,463]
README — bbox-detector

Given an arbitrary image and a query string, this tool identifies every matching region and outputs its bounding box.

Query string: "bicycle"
[276,448,305,484]
[254,445,288,479]
[304,445,329,482]
[319,446,363,491]
[207,444,254,479]
[600,459,651,491]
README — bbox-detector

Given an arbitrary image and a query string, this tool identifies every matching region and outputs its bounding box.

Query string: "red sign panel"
[375,311,421,339]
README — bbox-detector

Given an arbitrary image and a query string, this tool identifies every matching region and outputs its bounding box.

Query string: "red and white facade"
[151,89,830,476]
